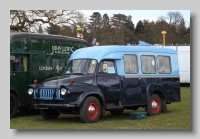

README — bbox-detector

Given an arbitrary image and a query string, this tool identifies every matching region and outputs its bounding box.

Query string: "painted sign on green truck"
[10,32,88,118]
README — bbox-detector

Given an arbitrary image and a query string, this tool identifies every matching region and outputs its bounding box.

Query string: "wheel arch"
[146,84,168,105]
[79,93,105,108]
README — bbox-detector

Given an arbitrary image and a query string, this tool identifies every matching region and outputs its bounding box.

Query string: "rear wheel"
[161,98,167,113]
[10,93,18,119]
[110,109,124,115]
[79,96,101,123]
[40,109,60,119]
[145,94,162,116]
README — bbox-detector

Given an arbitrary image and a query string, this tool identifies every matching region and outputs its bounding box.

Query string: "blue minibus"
[27,45,181,123]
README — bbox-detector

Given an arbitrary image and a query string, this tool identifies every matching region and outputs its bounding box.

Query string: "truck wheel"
[10,93,18,119]
[79,96,101,123]
[110,109,124,115]
[145,94,162,116]
[40,109,60,119]
[161,98,167,113]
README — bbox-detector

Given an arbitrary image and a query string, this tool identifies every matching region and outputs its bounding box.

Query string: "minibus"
[27,45,181,123]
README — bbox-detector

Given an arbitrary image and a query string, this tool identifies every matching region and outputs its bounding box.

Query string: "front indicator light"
[70,79,74,84]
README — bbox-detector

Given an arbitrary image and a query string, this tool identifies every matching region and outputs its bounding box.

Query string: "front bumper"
[31,103,76,109]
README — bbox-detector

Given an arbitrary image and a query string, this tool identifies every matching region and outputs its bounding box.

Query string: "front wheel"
[40,109,60,119]
[145,94,162,116]
[10,93,18,119]
[79,96,101,123]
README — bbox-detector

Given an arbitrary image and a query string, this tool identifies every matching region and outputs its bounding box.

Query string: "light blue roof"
[138,40,154,46]
[69,45,177,62]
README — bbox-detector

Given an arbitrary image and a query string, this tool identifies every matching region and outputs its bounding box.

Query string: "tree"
[102,14,110,28]
[135,20,144,35]
[10,10,78,33]
[125,15,134,31]
[167,11,183,27]
[111,14,128,32]
[45,24,61,35]
[38,24,43,33]
[88,12,102,38]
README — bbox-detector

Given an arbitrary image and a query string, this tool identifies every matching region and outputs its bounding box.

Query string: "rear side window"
[124,55,138,74]
[141,55,156,73]
[157,56,171,73]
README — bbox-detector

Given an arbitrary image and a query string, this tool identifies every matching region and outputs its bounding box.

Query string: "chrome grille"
[34,89,60,99]
[39,89,54,99]
[56,89,60,99]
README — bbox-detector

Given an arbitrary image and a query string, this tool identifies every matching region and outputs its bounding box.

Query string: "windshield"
[65,59,97,74]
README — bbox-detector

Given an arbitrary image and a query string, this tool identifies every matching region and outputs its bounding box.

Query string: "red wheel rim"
[150,98,160,113]
[87,102,98,119]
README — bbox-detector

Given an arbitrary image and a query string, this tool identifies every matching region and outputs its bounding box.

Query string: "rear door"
[121,54,143,105]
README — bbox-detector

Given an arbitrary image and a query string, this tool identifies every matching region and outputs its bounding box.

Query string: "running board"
[106,106,123,110]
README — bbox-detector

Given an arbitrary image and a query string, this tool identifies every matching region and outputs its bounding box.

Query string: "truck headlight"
[28,88,33,95]
[61,88,67,95]
[61,88,71,95]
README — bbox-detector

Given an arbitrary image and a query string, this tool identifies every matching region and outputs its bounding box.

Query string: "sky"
[79,10,190,27]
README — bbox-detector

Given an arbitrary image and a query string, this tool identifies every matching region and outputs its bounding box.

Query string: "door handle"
[115,76,118,79]
[138,78,141,80]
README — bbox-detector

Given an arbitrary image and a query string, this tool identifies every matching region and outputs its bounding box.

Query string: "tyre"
[40,109,60,119]
[110,109,124,115]
[79,96,101,123]
[10,93,18,119]
[145,94,162,116]
[161,98,167,113]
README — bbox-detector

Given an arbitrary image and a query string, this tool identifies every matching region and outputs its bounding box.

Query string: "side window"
[98,60,116,74]
[124,54,138,74]
[141,55,156,74]
[158,56,171,73]
[10,55,28,72]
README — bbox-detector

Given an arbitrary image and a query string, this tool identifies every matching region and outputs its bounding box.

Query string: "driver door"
[96,60,120,103]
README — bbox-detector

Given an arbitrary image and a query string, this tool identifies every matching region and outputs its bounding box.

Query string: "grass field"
[10,86,190,130]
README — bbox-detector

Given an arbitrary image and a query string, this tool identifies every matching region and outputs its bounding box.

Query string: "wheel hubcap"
[151,101,158,110]
[88,105,96,115]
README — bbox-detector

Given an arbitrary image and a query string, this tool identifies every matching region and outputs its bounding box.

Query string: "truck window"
[10,55,27,72]
[124,54,138,74]
[65,59,97,74]
[158,56,171,73]
[98,60,116,74]
[141,55,156,74]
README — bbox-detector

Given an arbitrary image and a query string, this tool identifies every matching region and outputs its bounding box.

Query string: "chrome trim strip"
[124,75,180,79]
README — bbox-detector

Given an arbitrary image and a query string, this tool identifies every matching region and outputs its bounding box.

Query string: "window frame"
[157,55,172,74]
[123,54,138,74]
[141,55,156,74]
[97,60,117,74]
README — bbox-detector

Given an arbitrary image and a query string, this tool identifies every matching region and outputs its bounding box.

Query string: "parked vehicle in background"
[10,32,88,118]
[27,45,181,123]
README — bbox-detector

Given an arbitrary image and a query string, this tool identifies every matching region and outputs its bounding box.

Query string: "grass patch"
[10,87,190,130]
